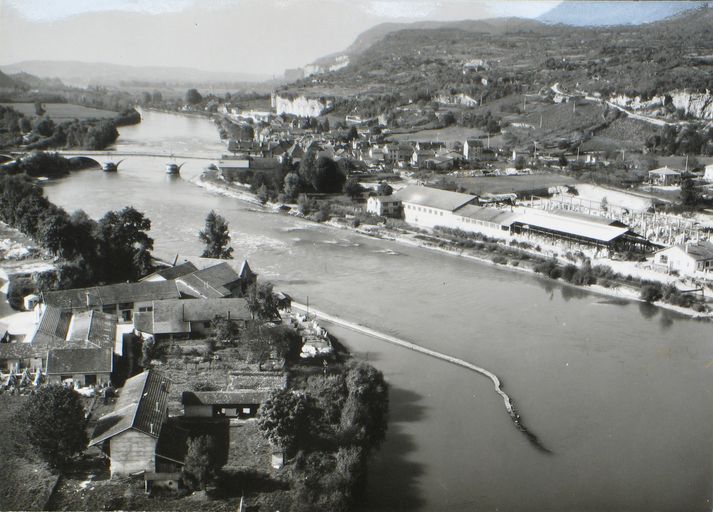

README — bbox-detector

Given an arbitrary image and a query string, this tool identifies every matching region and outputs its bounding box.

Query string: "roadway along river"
[43,109,713,511]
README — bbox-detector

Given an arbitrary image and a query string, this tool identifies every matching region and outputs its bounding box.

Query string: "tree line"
[0,104,140,151]
[0,173,153,294]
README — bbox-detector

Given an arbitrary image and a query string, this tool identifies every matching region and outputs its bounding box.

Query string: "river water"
[43,109,713,511]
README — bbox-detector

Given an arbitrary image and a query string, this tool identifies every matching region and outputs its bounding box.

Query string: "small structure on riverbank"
[653,241,713,277]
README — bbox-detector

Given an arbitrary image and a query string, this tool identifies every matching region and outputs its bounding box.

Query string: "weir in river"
[291,301,552,454]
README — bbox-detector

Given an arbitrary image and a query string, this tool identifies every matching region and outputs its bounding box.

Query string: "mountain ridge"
[0,60,272,87]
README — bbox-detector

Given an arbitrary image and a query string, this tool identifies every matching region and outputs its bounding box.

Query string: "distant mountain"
[8,72,65,90]
[344,17,548,56]
[0,61,271,87]
[537,1,706,26]
[306,17,550,73]
[0,69,27,89]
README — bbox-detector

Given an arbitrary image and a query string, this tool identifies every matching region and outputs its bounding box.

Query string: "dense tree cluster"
[258,360,388,509]
[19,386,88,470]
[0,173,153,293]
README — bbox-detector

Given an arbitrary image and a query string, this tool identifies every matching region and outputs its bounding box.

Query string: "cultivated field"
[1,102,117,121]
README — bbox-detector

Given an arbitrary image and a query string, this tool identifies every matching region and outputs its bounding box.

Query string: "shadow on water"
[356,386,426,512]
[638,301,659,319]
[560,285,590,302]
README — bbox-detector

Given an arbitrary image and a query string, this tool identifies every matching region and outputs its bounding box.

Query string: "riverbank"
[191,171,712,320]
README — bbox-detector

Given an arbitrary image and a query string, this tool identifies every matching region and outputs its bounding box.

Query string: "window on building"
[659,255,668,264]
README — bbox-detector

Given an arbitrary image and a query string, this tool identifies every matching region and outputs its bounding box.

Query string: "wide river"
[44,110,713,511]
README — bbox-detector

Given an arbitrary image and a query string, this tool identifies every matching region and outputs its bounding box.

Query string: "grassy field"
[454,173,577,196]
[0,103,117,121]
[387,125,485,143]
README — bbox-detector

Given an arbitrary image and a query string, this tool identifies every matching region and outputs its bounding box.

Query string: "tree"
[312,156,346,193]
[185,88,203,105]
[258,389,311,453]
[97,207,154,282]
[283,172,301,201]
[680,177,699,207]
[34,101,45,116]
[343,178,364,201]
[600,196,608,212]
[211,316,239,345]
[182,436,216,491]
[376,181,393,196]
[340,360,389,452]
[246,281,280,321]
[558,154,568,169]
[514,155,527,170]
[19,386,88,469]
[34,117,55,137]
[298,146,318,189]
[199,210,234,259]
[37,209,72,257]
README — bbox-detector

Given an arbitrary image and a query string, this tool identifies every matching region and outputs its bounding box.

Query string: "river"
[42,109,713,511]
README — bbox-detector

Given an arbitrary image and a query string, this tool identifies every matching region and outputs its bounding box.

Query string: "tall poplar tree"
[199,210,234,259]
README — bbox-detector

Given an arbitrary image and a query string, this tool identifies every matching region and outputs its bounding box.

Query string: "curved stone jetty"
[292,301,551,454]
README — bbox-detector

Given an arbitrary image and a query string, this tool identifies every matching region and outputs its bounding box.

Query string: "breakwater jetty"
[292,301,551,453]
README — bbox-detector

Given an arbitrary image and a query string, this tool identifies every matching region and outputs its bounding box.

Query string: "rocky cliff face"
[609,91,713,120]
[670,91,713,120]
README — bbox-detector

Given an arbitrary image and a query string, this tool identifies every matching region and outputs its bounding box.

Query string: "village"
[186,88,713,313]
[0,252,387,510]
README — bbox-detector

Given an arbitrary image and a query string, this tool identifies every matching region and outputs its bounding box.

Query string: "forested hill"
[282,6,713,103]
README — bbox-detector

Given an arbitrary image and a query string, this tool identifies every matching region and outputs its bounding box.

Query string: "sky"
[0,0,559,76]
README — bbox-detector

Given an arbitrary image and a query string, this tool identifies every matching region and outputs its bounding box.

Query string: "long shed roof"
[513,209,630,243]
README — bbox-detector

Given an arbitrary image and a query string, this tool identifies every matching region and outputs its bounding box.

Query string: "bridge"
[0,149,219,170]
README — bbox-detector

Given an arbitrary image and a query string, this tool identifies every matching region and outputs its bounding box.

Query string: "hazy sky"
[0,0,559,76]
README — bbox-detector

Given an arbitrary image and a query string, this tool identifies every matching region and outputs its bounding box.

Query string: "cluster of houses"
[217,128,505,179]
[0,258,298,488]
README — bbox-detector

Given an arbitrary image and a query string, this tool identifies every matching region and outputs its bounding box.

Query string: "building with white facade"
[271,93,333,117]
[653,241,713,276]
[366,196,402,217]
[395,186,477,229]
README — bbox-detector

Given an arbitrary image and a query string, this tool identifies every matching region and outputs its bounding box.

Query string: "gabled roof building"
[89,370,171,477]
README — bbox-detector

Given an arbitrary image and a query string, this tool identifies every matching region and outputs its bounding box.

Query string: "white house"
[463,139,483,161]
[653,241,713,276]
[395,186,477,229]
[366,196,401,217]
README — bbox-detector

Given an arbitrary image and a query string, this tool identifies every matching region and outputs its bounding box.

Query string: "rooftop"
[513,208,630,243]
[89,370,171,446]
[46,347,113,375]
[181,390,271,406]
[649,166,682,176]
[142,261,198,281]
[666,241,713,261]
[394,185,476,212]
[44,281,180,310]
[456,205,519,226]
[136,298,252,335]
